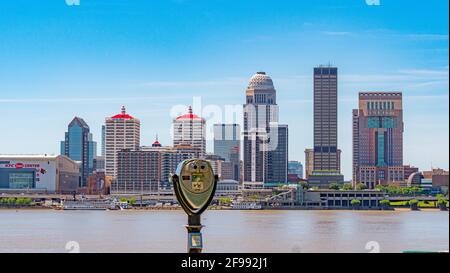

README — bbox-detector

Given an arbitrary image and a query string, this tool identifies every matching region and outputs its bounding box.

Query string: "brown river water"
[0,209,448,253]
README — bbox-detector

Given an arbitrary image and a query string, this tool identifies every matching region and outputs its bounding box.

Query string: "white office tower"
[243,72,288,185]
[105,106,140,178]
[173,106,206,158]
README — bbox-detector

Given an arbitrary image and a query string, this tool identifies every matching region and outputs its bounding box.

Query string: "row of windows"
[367,101,395,110]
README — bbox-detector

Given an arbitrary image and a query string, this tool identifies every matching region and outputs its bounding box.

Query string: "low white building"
[215,180,240,197]
[0,155,80,194]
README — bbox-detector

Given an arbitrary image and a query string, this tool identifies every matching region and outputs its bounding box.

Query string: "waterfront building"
[288,161,304,180]
[357,165,418,188]
[243,72,288,186]
[173,106,206,158]
[308,66,343,187]
[422,168,449,192]
[407,172,423,187]
[0,155,80,194]
[215,179,240,197]
[60,117,96,187]
[352,92,404,188]
[105,106,141,179]
[112,139,198,194]
[298,189,385,209]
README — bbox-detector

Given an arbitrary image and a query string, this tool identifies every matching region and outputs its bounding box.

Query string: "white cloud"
[406,34,449,41]
[322,31,352,36]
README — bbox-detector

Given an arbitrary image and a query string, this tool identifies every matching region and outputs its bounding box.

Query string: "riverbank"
[0,206,447,212]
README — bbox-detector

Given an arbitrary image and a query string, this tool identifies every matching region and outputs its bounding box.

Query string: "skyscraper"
[353,92,404,188]
[214,124,241,181]
[308,66,343,187]
[265,124,288,184]
[313,66,339,171]
[105,106,140,179]
[173,106,206,158]
[243,72,288,186]
[61,117,96,187]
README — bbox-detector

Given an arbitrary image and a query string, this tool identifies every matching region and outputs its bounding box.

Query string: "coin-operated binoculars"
[170,159,218,253]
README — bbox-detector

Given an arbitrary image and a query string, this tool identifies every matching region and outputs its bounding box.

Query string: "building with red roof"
[104,106,140,178]
[173,106,206,158]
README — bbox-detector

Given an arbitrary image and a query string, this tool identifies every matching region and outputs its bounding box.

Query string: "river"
[0,209,448,253]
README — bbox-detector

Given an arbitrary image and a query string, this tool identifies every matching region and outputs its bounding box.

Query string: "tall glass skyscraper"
[61,117,96,187]
[243,72,288,186]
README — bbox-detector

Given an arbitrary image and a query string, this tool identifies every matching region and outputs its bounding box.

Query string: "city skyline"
[0,0,448,179]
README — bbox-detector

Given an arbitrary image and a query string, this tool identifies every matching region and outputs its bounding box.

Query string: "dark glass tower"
[313,66,339,171]
[61,117,96,187]
[308,66,343,188]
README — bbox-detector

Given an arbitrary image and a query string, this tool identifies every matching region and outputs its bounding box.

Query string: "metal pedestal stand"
[186,214,204,253]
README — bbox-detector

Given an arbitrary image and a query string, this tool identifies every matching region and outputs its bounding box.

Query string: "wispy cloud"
[0,95,192,104]
[139,77,247,88]
[322,31,352,36]
[406,34,449,41]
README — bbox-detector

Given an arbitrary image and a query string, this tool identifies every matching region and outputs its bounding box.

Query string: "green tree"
[219,197,232,206]
[355,183,368,191]
[380,199,391,209]
[329,183,341,190]
[351,199,361,207]
[341,183,353,191]
[128,198,137,205]
[299,182,310,190]
[437,198,448,210]
[248,195,259,202]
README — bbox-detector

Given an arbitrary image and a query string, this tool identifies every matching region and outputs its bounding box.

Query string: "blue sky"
[0,0,448,179]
